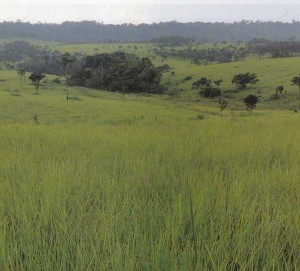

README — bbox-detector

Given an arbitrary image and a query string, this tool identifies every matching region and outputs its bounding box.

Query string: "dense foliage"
[68,52,164,94]
[0,41,46,62]
[247,38,300,58]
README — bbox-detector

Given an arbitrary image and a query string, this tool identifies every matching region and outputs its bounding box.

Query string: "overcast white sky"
[2,0,300,4]
[1,0,300,23]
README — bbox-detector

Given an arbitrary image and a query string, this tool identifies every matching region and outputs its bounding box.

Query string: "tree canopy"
[68,52,164,94]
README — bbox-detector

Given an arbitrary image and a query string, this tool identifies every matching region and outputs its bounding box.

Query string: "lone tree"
[243,94,259,115]
[61,52,74,76]
[61,53,74,101]
[29,73,46,95]
[214,79,223,87]
[218,98,228,117]
[17,69,26,82]
[232,73,258,90]
[291,75,300,92]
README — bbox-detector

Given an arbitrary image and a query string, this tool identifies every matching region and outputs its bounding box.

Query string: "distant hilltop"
[2,20,300,43]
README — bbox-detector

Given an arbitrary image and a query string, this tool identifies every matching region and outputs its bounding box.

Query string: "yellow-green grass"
[0,70,300,269]
[159,57,300,107]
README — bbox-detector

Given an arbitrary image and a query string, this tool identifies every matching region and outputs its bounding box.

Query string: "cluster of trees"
[153,46,246,64]
[153,38,300,64]
[3,21,300,43]
[192,78,223,97]
[190,73,260,115]
[192,73,258,97]
[217,95,258,116]
[247,38,300,58]
[0,41,81,74]
[195,73,300,115]
[67,52,164,94]
[0,41,44,62]
[150,36,193,46]
[0,41,163,94]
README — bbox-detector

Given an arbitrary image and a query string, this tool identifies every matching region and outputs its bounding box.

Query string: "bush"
[200,87,221,98]
[196,114,205,120]
[182,76,193,82]
[165,88,181,97]
[51,77,62,84]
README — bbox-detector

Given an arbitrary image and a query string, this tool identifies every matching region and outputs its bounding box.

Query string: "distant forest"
[2,21,300,43]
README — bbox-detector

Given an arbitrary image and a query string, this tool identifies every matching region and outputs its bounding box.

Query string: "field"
[0,67,300,270]
[2,37,300,270]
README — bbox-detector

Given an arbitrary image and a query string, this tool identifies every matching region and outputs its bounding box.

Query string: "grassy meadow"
[0,68,300,270]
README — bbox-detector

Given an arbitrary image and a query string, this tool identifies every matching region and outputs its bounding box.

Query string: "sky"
[1,0,300,24]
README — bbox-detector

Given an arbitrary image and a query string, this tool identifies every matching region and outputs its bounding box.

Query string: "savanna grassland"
[1,40,300,270]
[53,42,300,109]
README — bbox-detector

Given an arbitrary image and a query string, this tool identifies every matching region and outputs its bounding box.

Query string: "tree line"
[153,39,300,64]
[3,21,300,43]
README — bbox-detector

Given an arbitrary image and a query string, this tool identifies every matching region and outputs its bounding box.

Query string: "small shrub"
[33,114,39,125]
[270,93,281,101]
[192,77,212,89]
[200,87,221,98]
[68,96,82,101]
[218,98,228,116]
[157,64,171,73]
[166,88,181,97]
[276,86,284,94]
[51,77,62,84]
[11,89,20,97]
[182,76,193,82]
[196,114,205,120]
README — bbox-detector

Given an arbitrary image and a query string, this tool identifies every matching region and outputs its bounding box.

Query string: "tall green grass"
[1,113,300,269]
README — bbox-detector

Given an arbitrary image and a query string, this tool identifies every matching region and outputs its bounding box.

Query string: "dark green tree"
[29,73,46,95]
[243,94,259,115]
[232,73,258,90]
[218,98,228,117]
